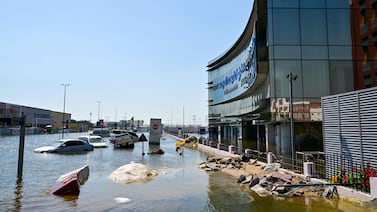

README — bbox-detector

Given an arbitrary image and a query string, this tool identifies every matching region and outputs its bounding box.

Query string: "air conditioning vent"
[303,162,315,178]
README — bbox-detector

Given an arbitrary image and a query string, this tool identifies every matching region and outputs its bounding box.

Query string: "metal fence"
[323,153,376,193]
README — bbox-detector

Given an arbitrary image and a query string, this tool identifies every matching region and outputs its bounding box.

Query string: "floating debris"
[109,161,158,184]
[114,197,131,204]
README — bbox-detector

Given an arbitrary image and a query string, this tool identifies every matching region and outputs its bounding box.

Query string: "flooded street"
[0,133,373,211]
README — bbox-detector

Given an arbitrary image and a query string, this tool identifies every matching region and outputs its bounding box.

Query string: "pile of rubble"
[198,156,336,198]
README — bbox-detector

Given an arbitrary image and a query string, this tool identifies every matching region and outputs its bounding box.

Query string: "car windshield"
[49,141,63,147]
[89,138,102,143]
[78,137,89,142]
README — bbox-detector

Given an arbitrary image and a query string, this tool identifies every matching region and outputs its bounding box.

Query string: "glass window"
[300,0,326,8]
[302,61,330,97]
[329,60,354,94]
[301,9,327,45]
[270,0,298,8]
[269,60,276,97]
[274,46,301,59]
[302,46,328,59]
[364,75,372,88]
[329,46,352,60]
[268,44,275,59]
[327,9,351,45]
[327,0,350,8]
[273,9,300,45]
[268,8,274,45]
[273,60,302,98]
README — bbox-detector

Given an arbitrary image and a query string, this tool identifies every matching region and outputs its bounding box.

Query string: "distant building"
[0,101,70,135]
[118,119,144,130]
[50,110,72,130]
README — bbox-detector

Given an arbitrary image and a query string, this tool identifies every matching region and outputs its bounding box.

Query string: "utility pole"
[61,83,70,138]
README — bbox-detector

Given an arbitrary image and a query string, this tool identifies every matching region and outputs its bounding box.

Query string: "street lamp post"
[97,101,101,121]
[286,72,297,163]
[61,83,70,138]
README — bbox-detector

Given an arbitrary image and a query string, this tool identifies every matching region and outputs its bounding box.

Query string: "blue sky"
[0,0,253,126]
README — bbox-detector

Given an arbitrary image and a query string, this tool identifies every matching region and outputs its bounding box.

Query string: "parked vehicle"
[33,138,94,153]
[110,129,139,148]
[78,135,108,148]
[91,128,111,137]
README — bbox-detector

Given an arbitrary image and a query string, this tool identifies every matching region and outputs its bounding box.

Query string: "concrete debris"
[197,156,339,199]
[198,156,243,172]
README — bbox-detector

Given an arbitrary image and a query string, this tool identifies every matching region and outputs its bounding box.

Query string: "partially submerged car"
[78,135,108,148]
[33,138,94,153]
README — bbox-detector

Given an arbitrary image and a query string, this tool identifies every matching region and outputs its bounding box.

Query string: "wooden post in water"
[17,113,26,179]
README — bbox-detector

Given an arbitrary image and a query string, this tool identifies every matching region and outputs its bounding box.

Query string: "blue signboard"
[212,24,257,104]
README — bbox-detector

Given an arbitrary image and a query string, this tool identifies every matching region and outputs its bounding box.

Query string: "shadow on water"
[62,195,79,206]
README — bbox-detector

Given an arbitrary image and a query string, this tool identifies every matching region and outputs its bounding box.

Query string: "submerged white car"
[78,135,108,148]
[33,138,94,153]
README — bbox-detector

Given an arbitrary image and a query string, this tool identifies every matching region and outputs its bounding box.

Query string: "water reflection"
[207,173,256,212]
[62,195,78,206]
[13,178,23,211]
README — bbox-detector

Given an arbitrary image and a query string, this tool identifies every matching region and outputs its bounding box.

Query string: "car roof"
[79,135,102,139]
[59,138,85,142]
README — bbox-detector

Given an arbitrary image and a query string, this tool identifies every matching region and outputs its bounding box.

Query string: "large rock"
[109,162,158,184]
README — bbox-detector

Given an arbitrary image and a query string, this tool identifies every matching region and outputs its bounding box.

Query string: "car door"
[61,140,84,152]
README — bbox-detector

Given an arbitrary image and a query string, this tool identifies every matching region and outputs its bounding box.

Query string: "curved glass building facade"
[207,0,354,159]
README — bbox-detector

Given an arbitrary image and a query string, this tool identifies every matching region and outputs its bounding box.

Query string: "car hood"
[33,146,55,153]
[91,143,108,148]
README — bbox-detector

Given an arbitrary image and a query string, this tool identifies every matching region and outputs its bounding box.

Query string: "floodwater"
[0,132,374,211]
